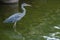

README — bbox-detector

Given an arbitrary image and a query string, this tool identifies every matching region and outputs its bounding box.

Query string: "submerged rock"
[0,0,19,3]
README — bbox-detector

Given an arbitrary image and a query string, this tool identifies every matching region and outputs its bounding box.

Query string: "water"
[42,25,60,40]
[0,0,60,40]
[43,31,60,40]
[54,26,60,29]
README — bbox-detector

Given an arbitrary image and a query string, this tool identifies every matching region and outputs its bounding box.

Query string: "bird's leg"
[13,22,21,35]
[13,22,17,32]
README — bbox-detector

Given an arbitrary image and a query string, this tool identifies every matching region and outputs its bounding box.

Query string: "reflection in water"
[4,31,25,40]
[43,32,60,40]
[54,26,60,29]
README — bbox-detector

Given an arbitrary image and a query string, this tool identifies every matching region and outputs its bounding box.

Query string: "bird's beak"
[27,4,32,7]
[28,5,31,7]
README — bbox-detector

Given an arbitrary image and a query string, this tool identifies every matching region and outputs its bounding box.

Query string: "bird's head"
[21,3,31,7]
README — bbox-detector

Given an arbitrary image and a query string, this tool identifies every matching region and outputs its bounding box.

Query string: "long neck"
[21,5,26,15]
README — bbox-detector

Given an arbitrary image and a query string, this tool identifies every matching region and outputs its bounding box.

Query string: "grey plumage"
[3,13,25,23]
[3,3,31,33]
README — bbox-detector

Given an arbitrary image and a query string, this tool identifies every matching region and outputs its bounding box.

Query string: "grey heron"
[3,3,31,32]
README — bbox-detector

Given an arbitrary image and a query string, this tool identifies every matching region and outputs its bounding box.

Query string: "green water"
[0,0,60,40]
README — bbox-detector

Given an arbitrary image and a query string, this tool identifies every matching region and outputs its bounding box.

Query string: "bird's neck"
[21,5,26,15]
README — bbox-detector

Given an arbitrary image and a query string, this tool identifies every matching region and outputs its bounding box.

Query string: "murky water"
[43,27,60,40]
[0,0,60,40]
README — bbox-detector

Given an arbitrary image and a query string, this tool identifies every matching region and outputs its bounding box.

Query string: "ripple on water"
[42,32,60,40]
[54,26,60,29]
[43,36,60,40]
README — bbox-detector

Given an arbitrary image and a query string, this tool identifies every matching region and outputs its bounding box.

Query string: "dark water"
[0,0,60,40]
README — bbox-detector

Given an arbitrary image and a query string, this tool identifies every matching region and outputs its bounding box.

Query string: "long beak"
[27,4,32,7]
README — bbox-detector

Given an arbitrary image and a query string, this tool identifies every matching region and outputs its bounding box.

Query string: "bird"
[3,3,31,32]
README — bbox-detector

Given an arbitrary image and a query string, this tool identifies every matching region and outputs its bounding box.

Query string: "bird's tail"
[3,18,13,23]
[3,19,8,23]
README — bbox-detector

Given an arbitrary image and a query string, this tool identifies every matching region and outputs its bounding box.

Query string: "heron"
[3,3,31,33]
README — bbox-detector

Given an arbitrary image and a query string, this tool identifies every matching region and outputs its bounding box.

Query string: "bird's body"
[3,13,25,23]
[3,3,31,33]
